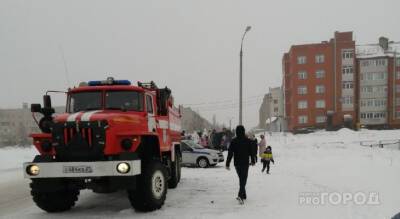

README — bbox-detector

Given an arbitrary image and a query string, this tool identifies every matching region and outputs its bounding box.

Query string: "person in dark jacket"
[249,134,258,163]
[226,125,255,201]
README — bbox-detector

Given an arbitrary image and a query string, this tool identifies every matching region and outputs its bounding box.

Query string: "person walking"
[258,134,266,159]
[249,134,258,163]
[226,125,255,204]
[260,146,274,174]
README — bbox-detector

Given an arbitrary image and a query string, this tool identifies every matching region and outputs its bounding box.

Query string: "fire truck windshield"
[68,90,144,113]
[69,91,102,113]
[105,91,143,111]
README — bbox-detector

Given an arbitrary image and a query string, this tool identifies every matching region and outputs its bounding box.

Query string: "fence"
[359,139,400,149]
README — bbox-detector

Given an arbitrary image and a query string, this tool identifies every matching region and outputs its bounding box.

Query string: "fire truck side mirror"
[31,104,42,113]
[43,95,52,109]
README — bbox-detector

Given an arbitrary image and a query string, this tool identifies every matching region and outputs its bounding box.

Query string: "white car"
[180,140,224,168]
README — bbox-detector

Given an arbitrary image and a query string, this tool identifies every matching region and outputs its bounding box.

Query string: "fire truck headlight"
[117,162,130,174]
[121,138,133,151]
[27,165,40,176]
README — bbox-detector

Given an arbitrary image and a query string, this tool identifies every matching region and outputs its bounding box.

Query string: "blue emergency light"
[88,78,131,86]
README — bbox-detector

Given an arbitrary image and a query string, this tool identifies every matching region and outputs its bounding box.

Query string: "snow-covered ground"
[0,128,399,219]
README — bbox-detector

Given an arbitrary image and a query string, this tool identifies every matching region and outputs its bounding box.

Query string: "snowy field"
[0,128,399,219]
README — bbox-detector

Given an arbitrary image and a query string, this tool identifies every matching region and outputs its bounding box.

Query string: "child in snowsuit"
[260,146,274,174]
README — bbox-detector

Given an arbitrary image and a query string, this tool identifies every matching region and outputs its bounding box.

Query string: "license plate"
[63,165,93,173]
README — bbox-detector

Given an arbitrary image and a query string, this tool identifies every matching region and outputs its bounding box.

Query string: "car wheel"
[197,157,209,168]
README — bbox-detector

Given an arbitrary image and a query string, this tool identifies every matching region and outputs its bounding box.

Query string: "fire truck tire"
[128,161,168,212]
[168,152,181,189]
[30,179,80,212]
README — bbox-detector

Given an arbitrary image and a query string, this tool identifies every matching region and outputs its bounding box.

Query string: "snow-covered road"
[1,129,399,219]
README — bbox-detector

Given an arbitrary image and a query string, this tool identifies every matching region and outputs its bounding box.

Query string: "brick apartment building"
[282,31,356,131]
[282,31,400,131]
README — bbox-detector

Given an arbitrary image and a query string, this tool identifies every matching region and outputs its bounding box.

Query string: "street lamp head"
[245,26,251,32]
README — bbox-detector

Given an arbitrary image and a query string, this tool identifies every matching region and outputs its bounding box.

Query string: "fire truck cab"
[23,78,182,212]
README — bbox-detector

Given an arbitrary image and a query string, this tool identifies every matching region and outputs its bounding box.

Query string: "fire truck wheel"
[30,179,80,212]
[168,152,181,189]
[197,157,209,168]
[128,162,168,212]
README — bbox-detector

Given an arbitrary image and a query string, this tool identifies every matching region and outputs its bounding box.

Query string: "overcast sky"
[1,0,400,128]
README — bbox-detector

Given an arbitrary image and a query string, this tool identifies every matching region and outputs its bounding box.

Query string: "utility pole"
[239,26,251,125]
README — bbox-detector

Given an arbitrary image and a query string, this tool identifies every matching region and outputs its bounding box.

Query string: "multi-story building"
[258,87,284,131]
[356,37,400,128]
[282,31,356,131]
[0,104,65,146]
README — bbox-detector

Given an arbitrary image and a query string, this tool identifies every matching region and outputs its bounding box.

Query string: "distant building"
[0,104,64,146]
[258,87,285,131]
[0,103,39,146]
[356,37,400,128]
[282,31,356,131]
[180,107,212,133]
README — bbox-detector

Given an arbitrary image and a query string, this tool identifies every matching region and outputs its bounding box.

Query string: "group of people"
[225,125,275,203]
[181,128,233,150]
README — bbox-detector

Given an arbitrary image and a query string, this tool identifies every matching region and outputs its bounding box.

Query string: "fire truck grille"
[63,127,94,146]
[52,121,107,161]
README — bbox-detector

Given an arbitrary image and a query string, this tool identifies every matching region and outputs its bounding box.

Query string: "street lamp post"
[239,25,251,126]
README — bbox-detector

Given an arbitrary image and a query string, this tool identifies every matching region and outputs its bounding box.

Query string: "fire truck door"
[146,94,156,132]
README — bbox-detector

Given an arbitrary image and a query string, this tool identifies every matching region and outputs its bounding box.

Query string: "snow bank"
[1,130,400,219]
[0,146,37,172]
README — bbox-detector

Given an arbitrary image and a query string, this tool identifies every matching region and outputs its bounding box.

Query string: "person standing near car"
[226,125,255,203]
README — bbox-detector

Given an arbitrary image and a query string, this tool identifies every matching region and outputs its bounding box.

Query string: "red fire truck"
[23,78,182,212]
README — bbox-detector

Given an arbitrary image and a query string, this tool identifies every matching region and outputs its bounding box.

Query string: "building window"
[316,100,325,108]
[273,99,278,104]
[298,86,307,95]
[342,66,353,74]
[342,82,354,89]
[396,111,400,118]
[376,59,387,66]
[315,85,325,94]
[274,107,278,112]
[361,86,373,93]
[365,73,373,80]
[342,50,354,59]
[298,71,307,79]
[372,112,386,119]
[373,86,387,93]
[342,96,353,105]
[297,56,307,64]
[397,85,400,93]
[373,99,387,107]
[298,115,308,124]
[396,71,400,79]
[315,70,325,79]
[298,100,308,109]
[397,98,400,106]
[397,58,400,66]
[372,72,387,80]
[315,54,324,64]
[316,116,326,123]
[361,60,369,67]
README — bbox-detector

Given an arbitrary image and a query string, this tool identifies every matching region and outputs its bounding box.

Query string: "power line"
[181,94,265,106]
